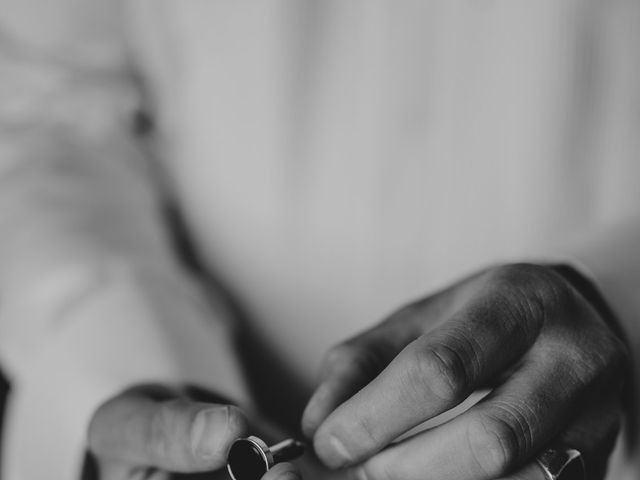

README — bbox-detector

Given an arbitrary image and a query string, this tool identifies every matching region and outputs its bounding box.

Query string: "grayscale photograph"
[0,2,638,480]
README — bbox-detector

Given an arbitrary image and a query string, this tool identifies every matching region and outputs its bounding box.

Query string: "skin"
[87,264,628,480]
[87,386,249,480]
[300,263,628,480]
[87,386,309,480]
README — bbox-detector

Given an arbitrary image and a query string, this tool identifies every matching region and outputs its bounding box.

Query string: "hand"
[302,264,629,480]
[87,385,307,480]
[87,385,248,480]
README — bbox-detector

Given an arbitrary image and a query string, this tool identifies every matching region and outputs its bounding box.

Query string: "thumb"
[89,388,247,472]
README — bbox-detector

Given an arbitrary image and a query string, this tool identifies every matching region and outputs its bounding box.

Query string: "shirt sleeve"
[0,1,248,479]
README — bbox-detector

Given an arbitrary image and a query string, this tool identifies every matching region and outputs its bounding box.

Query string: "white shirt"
[0,1,639,478]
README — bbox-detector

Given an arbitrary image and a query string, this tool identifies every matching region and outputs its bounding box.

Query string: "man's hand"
[302,264,629,480]
[87,385,247,479]
[87,385,304,480]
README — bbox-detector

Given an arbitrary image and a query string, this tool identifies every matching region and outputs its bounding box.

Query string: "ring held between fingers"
[88,391,247,473]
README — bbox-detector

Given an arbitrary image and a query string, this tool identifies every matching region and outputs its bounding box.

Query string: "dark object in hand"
[227,436,305,480]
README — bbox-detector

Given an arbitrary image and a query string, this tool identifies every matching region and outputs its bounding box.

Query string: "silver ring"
[535,448,585,480]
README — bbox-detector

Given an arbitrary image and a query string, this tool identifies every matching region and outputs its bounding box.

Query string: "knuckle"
[493,263,570,322]
[145,399,182,462]
[466,409,523,477]
[145,409,168,462]
[567,328,630,389]
[351,412,383,448]
[596,327,630,370]
[406,343,469,402]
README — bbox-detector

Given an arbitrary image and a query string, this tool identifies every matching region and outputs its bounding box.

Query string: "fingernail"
[301,384,331,437]
[301,402,320,438]
[190,406,230,459]
[316,434,353,468]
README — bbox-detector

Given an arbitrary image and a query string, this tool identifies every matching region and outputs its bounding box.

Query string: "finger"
[88,393,247,472]
[301,319,413,438]
[496,397,620,480]
[302,275,496,439]
[312,279,547,468]
[350,343,622,480]
[261,462,301,480]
